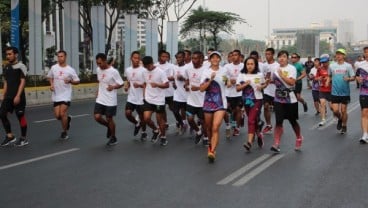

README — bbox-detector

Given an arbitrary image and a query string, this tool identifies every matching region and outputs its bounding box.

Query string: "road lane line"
[217,154,271,185]
[34,114,90,123]
[0,148,80,171]
[232,154,284,187]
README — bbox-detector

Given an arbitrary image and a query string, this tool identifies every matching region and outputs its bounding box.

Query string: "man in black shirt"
[304,56,314,89]
[0,47,28,146]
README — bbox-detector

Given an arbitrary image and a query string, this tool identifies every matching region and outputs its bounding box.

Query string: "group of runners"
[1,45,367,163]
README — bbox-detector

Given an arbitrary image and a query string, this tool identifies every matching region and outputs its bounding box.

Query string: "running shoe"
[151,130,160,143]
[318,119,326,127]
[295,136,303,151]
[257,133,264,148]
[262,125,273,134]
[270,145,281,153]
[1,136,16,147]
[303,102,308,112]
[106,137,118,146]
[67,116,72,130]
[160,138,168,146]
[60,132,69,140]
[359,136,368,144]
[195,132,203,144]
[140,132,148,142]
[340,126,347,135]
[165,123,169,130]
[315,111,320,116]
[202,139,209,146]
[225,127,231,139]
[337,119,343,130]
[233,128,240,136]
[134,124,141,136]
[243,142,252,151]
[15,137,29,147]
[207,148,216,163]
[189,127,194,135]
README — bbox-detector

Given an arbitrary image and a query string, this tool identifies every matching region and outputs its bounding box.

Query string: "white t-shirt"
[264,61,279,97]
[47,64,80,102]
[259,62,269,76]
[272,64,297,104]
[143,67,169,105]
[236,73,264,100]
[155,62,175,97]
[173,64,188,102]
[96,66,124,106]
[225,63,244,97]
[185,65,205,107]
[200,67,228,111]
[124,66,145,105]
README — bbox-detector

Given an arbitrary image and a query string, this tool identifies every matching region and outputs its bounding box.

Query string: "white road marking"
[232,154,284,187]
[34,114,90,123]
[310,101,360,130]
[0,148,80,171]
[217,154,271,185]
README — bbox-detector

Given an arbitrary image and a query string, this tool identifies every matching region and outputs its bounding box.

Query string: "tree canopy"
[180,6,246,50]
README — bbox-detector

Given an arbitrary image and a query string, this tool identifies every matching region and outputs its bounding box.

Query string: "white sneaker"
[359,137,368,144]
[318,120,326,126]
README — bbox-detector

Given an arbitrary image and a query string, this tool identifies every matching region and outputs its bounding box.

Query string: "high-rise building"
[116,18,147,49]
[337,19,354,45]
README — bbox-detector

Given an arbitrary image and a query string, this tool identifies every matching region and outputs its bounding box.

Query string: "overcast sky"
[188,0,368,41]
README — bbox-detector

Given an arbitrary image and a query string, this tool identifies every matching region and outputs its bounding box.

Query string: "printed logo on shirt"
[58,71,64,77]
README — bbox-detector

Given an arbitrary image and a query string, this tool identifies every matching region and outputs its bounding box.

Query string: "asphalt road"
[0,83,367,208]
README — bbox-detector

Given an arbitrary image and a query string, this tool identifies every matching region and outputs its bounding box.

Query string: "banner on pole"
[11,0,20,49]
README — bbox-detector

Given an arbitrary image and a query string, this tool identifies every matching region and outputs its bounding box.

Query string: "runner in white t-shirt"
[142,56,170,146]
[236,57,269,151]
[156,50,175,129]
[123,51,147,140]
[94,53,124,146]
[262,48,279,134]
[270,50,303,153]
[225,49,244,137]
[47,50,80,140]
[184,51,208,145]
[200,51,228,163]
[173,51,189,135]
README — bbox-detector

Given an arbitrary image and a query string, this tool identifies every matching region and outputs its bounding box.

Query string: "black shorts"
[312,90,319,102]
[319,92,331,101]
[263,94,274,105]
[274,102,298,124]
[165,96,174,106]
[143,100,166,113]
[186,104,204,120]
[173,101,187,112]
[94,103,117,117]
[360,95,368,109]
[331,95,350,104]
[125,102,143,114]
[226,96,243,109]
[294,82,302,94]
[53,101,71,107]
[0,98,26,115]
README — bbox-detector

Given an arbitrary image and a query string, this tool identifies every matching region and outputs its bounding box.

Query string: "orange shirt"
[316,67,331,92]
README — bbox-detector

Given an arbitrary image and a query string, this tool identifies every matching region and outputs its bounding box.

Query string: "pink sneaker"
[262,125,273,134]
[295,136,303,151]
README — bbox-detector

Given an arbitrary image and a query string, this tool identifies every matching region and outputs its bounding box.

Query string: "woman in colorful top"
[236,57,269,151]
[308,58,321,116]
[200,51,228,163]
[356,46,368,144]
[316,54,332,126]
[270,50,303,152]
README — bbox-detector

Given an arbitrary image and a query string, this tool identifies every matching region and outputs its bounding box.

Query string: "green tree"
[180,6,245,50]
